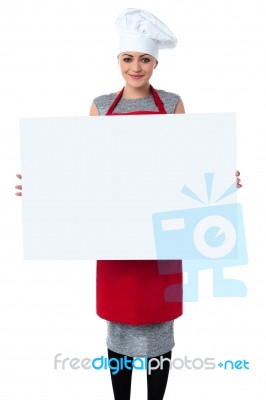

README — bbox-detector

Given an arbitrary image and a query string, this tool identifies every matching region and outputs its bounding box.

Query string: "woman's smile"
[128,74,145,79]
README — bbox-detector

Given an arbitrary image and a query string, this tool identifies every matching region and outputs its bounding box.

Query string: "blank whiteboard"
[20,113,236,259]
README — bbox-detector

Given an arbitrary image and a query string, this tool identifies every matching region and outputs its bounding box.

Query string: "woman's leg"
[146,350,172,400]
[107,348,134,400]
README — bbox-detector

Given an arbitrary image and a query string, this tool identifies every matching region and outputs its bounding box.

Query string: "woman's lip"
[129,74,144,79]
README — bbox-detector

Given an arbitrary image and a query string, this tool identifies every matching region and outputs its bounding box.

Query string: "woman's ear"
[154,60,158,69]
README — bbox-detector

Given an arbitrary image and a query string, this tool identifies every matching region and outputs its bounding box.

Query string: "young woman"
[15,7,242,400]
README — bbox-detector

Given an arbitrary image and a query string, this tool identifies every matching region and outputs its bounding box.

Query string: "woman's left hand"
[235,170,242,188]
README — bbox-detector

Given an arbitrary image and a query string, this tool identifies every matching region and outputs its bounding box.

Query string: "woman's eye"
[123,58,131,62]
[141,58,150,63]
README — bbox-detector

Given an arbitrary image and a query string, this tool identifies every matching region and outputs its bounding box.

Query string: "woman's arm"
[89,102,99,116]
[174,99,185,114]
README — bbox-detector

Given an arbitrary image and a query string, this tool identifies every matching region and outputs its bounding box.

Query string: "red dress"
[96,85,183,325]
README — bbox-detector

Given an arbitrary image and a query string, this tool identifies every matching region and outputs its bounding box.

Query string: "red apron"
[96,85,183,325]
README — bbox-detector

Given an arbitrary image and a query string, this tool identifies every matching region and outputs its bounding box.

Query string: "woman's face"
[118,51,158,88]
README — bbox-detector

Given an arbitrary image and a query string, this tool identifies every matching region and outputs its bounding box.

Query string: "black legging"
[107,348,172,400]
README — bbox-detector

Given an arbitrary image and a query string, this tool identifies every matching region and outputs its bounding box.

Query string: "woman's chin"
[125,79,149,89]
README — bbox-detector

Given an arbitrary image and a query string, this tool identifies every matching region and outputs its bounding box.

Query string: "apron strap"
[150,85,167,114]
[106,85,167,115]
[105,88,124,115]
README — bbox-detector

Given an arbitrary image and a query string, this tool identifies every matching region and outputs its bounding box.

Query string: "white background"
[0,0,265,399]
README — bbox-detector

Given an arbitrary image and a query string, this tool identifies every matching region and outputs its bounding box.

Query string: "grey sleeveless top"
[93,89,181,115]
[93,88,181,358]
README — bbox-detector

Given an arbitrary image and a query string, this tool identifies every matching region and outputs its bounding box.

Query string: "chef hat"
[116,8,177,60]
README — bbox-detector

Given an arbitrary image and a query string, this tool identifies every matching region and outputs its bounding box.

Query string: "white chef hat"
[116,8,177,60]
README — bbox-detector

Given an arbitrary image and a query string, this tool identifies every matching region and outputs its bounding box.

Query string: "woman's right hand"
[15,174,22,196]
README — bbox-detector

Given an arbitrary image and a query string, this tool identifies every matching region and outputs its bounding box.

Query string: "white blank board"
[20,113,236,259]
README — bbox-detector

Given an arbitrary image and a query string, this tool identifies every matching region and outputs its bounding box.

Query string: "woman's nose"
[131,61,142,72]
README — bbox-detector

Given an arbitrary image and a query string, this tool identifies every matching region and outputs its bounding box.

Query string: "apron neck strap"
[106,85,167,115]
[150,85,167,113]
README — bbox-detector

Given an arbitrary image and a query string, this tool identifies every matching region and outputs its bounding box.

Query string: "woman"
[89,8,184,400]
[15,7,242,400]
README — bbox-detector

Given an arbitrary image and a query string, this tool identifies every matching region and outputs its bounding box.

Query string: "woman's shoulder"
[93,92,117,103]
[156,89,181,102]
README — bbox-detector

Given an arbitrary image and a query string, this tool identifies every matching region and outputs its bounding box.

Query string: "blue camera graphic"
[153,203,247,267]
[152,173,249,301]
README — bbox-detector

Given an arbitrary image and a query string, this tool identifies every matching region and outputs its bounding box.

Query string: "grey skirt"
[106,320,175,358]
